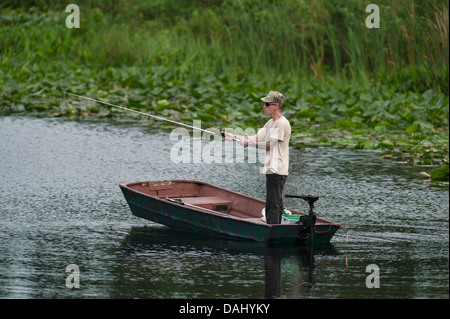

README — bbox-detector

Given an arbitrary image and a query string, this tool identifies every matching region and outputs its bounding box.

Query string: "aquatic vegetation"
[430,164,449,181]
[420,163,450,186]
[0,2,448,169]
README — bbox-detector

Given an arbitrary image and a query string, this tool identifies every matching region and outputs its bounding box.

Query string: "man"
[226,91,291,224]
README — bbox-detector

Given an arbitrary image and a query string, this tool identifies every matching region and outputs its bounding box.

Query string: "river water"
[0,115,448,299]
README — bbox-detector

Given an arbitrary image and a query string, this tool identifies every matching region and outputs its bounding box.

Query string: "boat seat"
[178,196,232,213]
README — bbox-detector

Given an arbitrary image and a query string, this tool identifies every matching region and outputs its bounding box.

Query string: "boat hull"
[120,180,340,244]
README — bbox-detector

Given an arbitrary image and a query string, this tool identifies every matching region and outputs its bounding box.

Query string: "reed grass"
[0,0,448,93]
[0,0,447,168]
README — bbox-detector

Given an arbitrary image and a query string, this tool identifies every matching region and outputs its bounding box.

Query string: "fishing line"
[61,91,221,136]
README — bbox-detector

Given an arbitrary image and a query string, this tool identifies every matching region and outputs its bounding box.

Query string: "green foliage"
[1,0,448,90]
[0,2,448,166]
[430,164,449,181]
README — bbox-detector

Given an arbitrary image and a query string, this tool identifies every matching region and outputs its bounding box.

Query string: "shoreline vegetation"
[0,0,448,183]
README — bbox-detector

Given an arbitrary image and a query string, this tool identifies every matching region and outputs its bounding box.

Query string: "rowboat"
[119,180,341,244]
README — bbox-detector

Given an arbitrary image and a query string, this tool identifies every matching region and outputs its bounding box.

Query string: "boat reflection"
[264,243,325,298]
[119,225,339,299]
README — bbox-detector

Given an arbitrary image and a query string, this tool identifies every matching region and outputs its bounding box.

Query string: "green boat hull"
[120,180,341,245]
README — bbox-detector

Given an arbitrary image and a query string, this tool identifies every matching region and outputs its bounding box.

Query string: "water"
[0,116,448,299]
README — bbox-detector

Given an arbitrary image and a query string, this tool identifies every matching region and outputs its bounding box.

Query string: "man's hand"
[239,137,249,147]
[224,132,236,141]
[223,133,253,148]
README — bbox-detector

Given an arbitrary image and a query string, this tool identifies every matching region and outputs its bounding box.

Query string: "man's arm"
[225,133,270,150]
[245,137,270,150]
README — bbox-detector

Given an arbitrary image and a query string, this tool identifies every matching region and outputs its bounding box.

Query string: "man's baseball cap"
[260,91,284,105]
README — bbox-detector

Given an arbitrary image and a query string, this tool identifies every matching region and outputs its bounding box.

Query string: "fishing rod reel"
[219,127,240,141]
[285,194,318,239]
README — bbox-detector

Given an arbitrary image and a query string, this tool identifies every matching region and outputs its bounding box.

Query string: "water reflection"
[119,226,338,299]
[0,116,447,298]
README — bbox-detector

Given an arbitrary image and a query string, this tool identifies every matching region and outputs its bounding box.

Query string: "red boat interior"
[125,180,264,221]
[125,180,335,226]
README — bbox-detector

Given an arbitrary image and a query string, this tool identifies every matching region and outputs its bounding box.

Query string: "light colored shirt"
[256,116,291,175]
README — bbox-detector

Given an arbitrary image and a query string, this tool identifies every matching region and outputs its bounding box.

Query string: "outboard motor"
[285,194,318,240]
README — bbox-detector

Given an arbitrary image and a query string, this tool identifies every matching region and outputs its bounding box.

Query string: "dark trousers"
[265,174,287,224]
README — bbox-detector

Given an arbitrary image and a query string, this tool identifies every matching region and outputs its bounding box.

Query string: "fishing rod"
[61,91,232,138]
